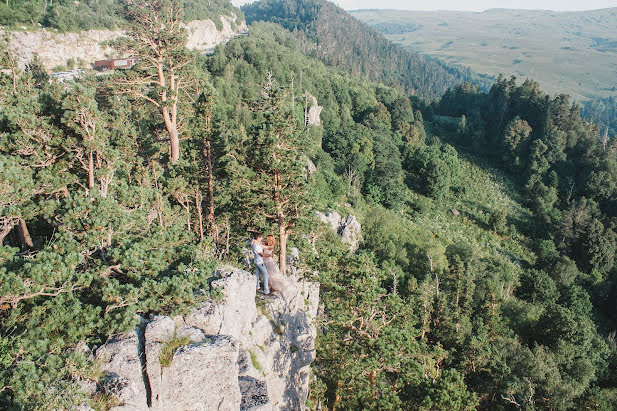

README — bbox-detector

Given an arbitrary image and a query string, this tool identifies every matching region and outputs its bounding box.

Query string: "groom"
[251,232,270,295]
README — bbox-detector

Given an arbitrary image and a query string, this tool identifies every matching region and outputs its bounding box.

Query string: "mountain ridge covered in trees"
[1,0,616,409]
[242,0,491,100]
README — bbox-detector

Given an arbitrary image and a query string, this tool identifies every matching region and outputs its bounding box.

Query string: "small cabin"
[93,57,139,71]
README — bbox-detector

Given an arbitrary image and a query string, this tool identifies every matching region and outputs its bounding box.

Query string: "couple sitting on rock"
[251,232,295,297]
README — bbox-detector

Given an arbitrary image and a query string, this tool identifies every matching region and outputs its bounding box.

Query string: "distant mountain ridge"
[243,0,490,99]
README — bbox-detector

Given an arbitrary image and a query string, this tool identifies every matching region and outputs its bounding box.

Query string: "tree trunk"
[164,113,180,163]
[204,140,215,233]
[196,189,204,241]
[16,218,33,249]
[278,223,287,276]
[158,56,179,164]
[88,150,95,189]
[274,170,287,275]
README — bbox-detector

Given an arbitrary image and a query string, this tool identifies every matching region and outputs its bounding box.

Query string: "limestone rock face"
[316,211,362,252]
[95,319,149,410]
[185,15,248,52]
[316,211,343,232]
[7,28,120,70]
[306,96,323,126]
[95,267,319,410]
[306,159,316,179]
[149,332,242,411]
[5,14,248,70]
[339,214,362,252]
[184,266,257,341]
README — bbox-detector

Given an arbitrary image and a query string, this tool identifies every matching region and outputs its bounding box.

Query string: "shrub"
[159,333,192,368]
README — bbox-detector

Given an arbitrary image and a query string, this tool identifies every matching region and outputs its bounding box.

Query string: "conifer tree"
[242,74,313,275]
[61,84,115,197]
[193,87,217,237]
[113,0,194,163]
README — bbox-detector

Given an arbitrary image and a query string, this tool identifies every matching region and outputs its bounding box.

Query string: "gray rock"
[144,315,208,409]
[152,336,242,411]
[76,377,97,397]
[5,14,248,70]
[315,211,342,232]
[315,211,362,252]
[252,279,320,410]
[339,214,362,252]
[95,319,149,410]
[306,159,317,179]
[240,376,270,410]
[93,267,319,411]
[306,96,323,126]
[184,266,257,340]
[286,247,301,276]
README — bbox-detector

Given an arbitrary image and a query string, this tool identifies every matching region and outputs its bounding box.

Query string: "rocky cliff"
[5,14,247,70]
[92,266,319,411]
[316,211,362,252]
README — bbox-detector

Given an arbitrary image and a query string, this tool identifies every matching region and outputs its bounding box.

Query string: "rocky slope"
[92,266,319,411]
[5,14,247,70]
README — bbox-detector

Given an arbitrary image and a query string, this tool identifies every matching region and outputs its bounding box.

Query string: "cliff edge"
[92,266,319,411]
[4,14,247,70]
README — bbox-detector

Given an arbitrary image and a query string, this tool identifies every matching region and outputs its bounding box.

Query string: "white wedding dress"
[263,251,296,297]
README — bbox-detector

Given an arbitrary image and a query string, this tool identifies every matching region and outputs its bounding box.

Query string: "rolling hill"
[351,7,617,102]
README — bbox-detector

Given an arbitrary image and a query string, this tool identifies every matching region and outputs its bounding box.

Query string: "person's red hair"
[266,235,275,247]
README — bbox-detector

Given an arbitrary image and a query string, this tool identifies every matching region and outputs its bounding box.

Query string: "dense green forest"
[582,96,617,138]
[1,0,617,410]
[242,0,490,100]
[0,0,240,32]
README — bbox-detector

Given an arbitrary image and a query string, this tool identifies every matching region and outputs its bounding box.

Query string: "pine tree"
[192,86,217,239]
[243,74,313,274]
[113,0,195,163]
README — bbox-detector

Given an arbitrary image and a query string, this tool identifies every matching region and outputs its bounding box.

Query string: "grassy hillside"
[351,8,617,102]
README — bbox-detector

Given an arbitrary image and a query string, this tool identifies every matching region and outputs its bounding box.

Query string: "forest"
[0,0,240,32]
[582,96,617,138]
[1,0,617,410]
[242,0,491,100]
[351,7,617,138]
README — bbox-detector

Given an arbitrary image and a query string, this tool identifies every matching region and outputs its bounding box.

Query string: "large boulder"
[316,211,362,252]
[306,95,323,126]
[151,334,242,411]
[339,214,362,252]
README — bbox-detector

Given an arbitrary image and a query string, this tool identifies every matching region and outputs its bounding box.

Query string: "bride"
[263,235,296,296]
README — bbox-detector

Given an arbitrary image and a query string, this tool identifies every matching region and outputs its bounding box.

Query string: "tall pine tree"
[239,74,313,274]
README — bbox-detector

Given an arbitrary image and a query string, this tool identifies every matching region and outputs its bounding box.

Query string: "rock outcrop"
[306,95,323,127]
[94,266,319,411]
[316,211,362,252]
[5,14,248,70]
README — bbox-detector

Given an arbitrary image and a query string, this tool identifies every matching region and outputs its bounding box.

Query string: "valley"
[352,7,617,102]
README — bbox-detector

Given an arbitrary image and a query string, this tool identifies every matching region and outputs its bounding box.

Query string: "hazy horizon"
[231,0,617,12]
